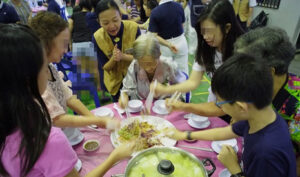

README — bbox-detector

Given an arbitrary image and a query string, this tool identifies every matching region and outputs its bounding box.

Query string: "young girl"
[118,32,178,107]
[29,12,119,145]
[152,0,244,118]
[0,24,135,177]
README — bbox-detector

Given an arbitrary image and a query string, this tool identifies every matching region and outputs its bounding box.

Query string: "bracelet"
[230,172,244,177]
[186,131,192,140]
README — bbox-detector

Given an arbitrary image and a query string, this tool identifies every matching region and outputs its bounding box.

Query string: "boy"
[167,53,296,177]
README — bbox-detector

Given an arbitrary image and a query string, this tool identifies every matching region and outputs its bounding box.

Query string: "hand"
[113,45,123,62]
[217,145,241,174]
[247,19,251,27]
[110,141,136,161]
[118,92,129,109]
[169,44,178,54]
[165,98,184,112]
[150,82,167,98]
[105,118,121,130]
[164,128,186,140]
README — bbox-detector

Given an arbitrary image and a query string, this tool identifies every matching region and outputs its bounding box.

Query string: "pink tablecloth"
[74,103,243,177]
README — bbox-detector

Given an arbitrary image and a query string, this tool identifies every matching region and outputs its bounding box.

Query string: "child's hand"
[217,145,241,174]
[105,118,121,130]
[165,98,183,112]
[111,141,136,161]
[164,128,186,140]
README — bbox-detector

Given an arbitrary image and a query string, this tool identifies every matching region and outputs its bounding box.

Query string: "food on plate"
[118,120,162,151]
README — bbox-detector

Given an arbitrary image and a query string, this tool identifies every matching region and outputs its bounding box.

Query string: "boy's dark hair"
[234,27,295,75]
[95,0,120,17]
[212,53,273,109]
[79,0,92,11]
[195,0,244,73]
[146,0,158,10]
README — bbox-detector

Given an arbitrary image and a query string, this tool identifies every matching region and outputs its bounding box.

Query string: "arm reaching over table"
[164,126,238,141]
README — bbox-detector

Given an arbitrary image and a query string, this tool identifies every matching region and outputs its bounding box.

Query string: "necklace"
[114,37,120,43]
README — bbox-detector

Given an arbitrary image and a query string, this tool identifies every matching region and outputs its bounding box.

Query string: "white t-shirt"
[192,50,222,78]
[192,51,222,102]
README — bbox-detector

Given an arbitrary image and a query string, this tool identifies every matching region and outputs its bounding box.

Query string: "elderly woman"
[119,32,178,108]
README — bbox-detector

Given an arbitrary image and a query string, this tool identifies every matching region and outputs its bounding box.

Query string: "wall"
[252,0,300,45]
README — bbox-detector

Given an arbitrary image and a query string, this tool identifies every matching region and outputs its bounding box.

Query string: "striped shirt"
[8,0,31,24]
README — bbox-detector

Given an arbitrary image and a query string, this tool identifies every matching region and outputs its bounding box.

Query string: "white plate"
[219,169,231,177]
[94,107,114,117]
[74,159,82,172]
[152,106,169,115]
[187,119,211,129]
[128,106,143,113]
[110,116,176,154]
[211,140,238,154]
[184,113,194,119]
[70,132,85,146]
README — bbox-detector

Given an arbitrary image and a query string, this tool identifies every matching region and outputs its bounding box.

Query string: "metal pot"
[124,147,216,177]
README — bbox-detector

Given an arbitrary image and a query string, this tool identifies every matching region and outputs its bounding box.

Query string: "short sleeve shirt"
[232,114,297,177]
[8,0,31,24]
[0,1,20,23]
[192,50,222,78]
[1,127,78,176]
[148,0,185,39]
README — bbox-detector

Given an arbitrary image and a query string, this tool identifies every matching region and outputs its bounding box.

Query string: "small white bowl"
[83,139,100,152]
[94,107,112,117]
[190,115,208,125]
[216,139,237,149]
[154,100,167,112]
[128,100,143,112]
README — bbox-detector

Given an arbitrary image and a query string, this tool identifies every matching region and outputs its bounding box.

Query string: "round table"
[73,103,243,177]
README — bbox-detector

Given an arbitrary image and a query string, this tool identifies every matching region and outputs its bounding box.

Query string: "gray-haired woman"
[119,32,179,108]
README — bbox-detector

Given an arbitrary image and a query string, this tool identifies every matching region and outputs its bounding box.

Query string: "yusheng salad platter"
[110,115,177,154]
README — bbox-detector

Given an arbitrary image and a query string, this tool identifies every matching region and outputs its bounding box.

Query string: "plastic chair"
[56,55,101,107]
[181,71,191,103]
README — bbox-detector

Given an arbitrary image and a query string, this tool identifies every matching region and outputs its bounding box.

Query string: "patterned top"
[121,59,178,100]
[273,74,300,142]
[8,0,31,24]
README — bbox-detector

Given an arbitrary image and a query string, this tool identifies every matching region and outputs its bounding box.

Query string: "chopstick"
[121,90,131,118]
[177,145,214,152]
[167,91,181,112]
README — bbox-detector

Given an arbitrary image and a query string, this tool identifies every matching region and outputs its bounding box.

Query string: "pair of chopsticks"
[145,79,157,113]
[121,91,131,118]
[177,145,214,152]
[167,91,181,112]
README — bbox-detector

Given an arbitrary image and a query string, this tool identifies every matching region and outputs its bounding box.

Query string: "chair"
[56,54,101,107]
[181,71,191,103]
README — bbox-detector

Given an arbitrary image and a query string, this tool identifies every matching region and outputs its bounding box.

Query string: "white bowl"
[83,139,100,152]
[154,100,167,112]
[190,115,208,125]
[128,100,143,112]
[94,107,112,117]
[216,139,237,149]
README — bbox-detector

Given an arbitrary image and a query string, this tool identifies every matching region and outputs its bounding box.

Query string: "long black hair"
[0,24,51,176]
[195,0,244,73]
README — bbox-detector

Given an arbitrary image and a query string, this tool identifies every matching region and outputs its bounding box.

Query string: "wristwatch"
[186,131,192,140]
[230,172,244,177]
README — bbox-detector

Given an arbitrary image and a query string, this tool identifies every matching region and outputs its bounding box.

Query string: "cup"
[216,139,237,149]
[190,115,208,126]
[155,100,167,113]
[94,107,112,117]
[128,100,143,112]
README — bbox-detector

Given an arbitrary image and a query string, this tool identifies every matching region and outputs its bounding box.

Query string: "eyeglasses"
[215,100,233,108]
